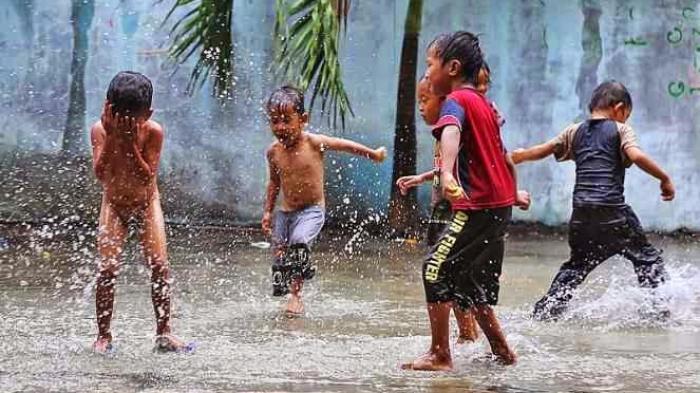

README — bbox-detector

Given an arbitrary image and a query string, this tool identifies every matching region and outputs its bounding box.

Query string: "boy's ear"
[447,59,462,77]
[301,112,309,124]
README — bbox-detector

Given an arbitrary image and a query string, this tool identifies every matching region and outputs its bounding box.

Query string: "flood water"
[0,223,698,392]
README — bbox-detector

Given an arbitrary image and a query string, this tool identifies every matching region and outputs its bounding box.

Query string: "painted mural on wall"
[0,0,699,230]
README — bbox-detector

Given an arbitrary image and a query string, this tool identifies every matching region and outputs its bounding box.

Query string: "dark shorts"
[271,206,325,296]
[426,199,452,247]
[423,207,511,309]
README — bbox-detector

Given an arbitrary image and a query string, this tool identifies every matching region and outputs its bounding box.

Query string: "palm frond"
[274,0,353,129]
[161,0,234,99]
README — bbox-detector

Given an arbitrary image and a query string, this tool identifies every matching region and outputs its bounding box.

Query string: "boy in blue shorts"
[262,86,386,317]
[512,80,674,321]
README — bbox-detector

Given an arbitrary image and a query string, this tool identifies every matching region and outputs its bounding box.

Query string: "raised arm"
[315,134,386,162]
[133,122,164,184]
[262,148,281,236]
[90,123,109,182]
[625,146,675,201]
[511,140,557,164]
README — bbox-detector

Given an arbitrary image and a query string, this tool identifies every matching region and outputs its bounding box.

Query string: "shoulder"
[562,121,583,135]
[614,121,635,134]
[90,121,105,137]
[266,141,282,160]
[143,120,165,140]
[305,132,327,149]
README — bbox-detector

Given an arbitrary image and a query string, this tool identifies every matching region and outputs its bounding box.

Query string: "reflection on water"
[0,224,698,392]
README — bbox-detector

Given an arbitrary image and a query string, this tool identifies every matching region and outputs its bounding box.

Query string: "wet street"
[0,224,699,392]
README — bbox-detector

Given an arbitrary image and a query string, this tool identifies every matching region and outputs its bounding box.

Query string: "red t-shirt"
[432,87,515,211]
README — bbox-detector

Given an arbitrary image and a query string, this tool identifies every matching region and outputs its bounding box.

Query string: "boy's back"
[552,119,638,207]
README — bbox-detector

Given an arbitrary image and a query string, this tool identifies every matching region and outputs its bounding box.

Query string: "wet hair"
[438,31,484,85]
[588,80,633,112]
[479,60,492,85]
[106,71,153,116]
[427,33,451,57]
[266,85,305,115]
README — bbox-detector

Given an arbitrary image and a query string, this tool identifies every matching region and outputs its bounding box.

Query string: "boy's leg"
[454,306,479,343]
[619,206,670,319]
[533,210,618,320]
[620,206,668,288]
[456,209,514,362]
[139,198,186,351]
[473,305,515,364]
[94,201,127,352]
[284,207,325,316]
[401,301,453,371]
[271,211,291,297]
[404,210,495,371]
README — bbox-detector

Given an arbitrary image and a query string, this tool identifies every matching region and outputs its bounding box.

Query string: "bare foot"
[154,334,193,353]
[284,293,304,318]
[401,351,453,371]
[92,336,113,354]
[492,346,517,365]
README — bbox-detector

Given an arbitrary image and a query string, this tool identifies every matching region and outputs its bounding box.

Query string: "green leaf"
[273,0,353,129]
[161,0,234,100]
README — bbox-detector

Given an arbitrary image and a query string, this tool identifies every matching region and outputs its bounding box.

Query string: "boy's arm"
[262,149,281,236]
[625,146,675,201]
[512,123,579,164]
[314,134,386,162]
[439,126,467,201]
[511,141,556,164]
[132,122,164,183]
[90,123,109,182]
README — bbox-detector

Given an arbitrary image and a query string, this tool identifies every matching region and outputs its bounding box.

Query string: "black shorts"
[422,207,511,309]
[426,199,452,247]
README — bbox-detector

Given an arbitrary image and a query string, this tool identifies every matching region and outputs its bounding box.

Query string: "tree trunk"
[62,0,95,156]
[388,0,423,233]
[576,0,602,116]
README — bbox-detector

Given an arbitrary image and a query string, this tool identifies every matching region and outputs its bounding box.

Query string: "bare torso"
[92,120,162,216]
[269,133,325,212]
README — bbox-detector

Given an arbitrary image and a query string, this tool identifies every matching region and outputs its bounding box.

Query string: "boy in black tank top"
[512,80,675,321]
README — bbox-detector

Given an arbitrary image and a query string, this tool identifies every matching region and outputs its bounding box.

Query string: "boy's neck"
[590,109,613,120]
[451,79,475,92]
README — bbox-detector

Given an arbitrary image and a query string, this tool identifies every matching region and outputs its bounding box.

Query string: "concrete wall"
[1,0,699,230]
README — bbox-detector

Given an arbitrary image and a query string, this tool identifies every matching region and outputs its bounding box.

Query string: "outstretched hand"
[373,147,387,163]
[396,175,423,195]
[661,179,675,201]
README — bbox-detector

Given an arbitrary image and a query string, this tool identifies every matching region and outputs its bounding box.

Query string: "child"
[511,80,674,321]
[396,75,479,344]
[262,86,386,317]
[90,71,189,353]
[402,31,529,371]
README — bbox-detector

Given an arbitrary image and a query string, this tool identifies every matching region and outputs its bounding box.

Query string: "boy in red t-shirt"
[402,31,529,371]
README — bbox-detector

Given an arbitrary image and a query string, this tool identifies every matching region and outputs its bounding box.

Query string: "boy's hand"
[661,178,675,201]
[261,212,273,236]
[101,101,118,136]
[372,147,387,163]
[515,189,531,210]
[442,172,467,203]
[396,175,422,195]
